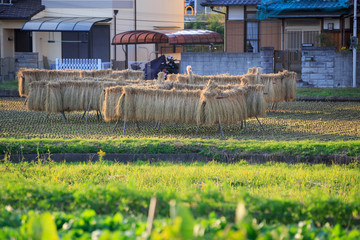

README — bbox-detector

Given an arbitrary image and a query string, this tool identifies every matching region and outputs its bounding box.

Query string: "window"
[245,11,259,52]
[285,19,320,50]
[0,0,12,4]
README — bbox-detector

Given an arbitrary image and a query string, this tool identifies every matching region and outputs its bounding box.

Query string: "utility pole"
[134,0,137,62]
[353,0,358,88]
[113,10,118,62]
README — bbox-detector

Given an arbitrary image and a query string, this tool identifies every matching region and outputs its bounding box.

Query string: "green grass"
[0,80,17,90]
[297,87,360,98]
[0,161,359,239]
[1,137,360,158]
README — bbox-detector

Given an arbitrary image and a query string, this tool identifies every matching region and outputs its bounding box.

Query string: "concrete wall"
[302,46,360,87]
[334,52,360,87]
[180,52,261,75]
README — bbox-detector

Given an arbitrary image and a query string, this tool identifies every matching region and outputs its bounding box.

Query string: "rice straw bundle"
[282,70,297,101]
[102,86,125,122]
[197,81,248,125]
[18,69,39,97]
[27,81,48,112]
[45,82,63,113]
[110,69,144,80]
[245,85,266,118]
[118,86,201,124]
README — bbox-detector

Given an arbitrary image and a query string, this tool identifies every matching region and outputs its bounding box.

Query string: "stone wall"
[302,46,360,87]
[180,52,262,75]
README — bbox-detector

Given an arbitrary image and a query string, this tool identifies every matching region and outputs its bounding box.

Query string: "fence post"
[97,59,102,70]
[56,58,59,70]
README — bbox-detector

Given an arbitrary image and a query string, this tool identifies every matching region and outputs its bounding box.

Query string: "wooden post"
[112,120,119,133]
[244,120,247,132]
[123,120,127,135]
[157,122,161,131]
[218,121,224,137]
[195,125,200,136]
[85,101,91,124]
[61,112,66,123]
[240,121,243,130]
[255,116,265,131]
[145,197,157,237]
[43,114,49,123]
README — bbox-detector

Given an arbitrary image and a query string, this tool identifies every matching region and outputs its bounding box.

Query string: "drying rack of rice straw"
[26,78,149,123]
[17,68,144,105]
[102,80,267,136]
[168,67,297,111]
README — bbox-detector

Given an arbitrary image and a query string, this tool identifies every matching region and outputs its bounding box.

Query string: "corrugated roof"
[112,29,224,45]
[0,0,45,20]
[201,0,261,7]
[22,17,112,32]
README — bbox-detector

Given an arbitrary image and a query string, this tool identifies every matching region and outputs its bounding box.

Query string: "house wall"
[32,0,184,65]
[260,20,281,50]
[226,20,245,52]
[0,20,25,58]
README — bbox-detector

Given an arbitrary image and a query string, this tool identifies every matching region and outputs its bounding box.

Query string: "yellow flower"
[97,149,106,157]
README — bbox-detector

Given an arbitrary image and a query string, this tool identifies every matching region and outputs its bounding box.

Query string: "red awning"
[112,29,223,45]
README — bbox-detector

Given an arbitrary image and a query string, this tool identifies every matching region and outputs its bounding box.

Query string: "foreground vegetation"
[0,161,359,239]
[1,137,360,158]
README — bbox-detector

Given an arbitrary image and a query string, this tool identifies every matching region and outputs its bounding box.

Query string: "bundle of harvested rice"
[45,82,63,113]
[102,86,124,122]
[18,69,38,97]
[197,81,248,125]
[245,85,266,118]
[120,86,201,124]
[27,81,48,112]
[110,69,144,80]
[282,71,297,101]
[157,72,165,83]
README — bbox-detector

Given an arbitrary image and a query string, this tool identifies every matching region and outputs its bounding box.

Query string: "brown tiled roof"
[0,0,45,20]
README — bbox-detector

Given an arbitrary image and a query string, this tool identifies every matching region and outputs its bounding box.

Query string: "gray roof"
[201,0,261,7]
[0,0,45,20]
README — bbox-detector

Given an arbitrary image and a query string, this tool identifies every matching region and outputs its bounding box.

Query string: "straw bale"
[110,69,144,80]
[197,81,248,125]
[157,72,165,83]
[45,82,63,113]
[167,74,179,81]
[18,69,39,97]
[103,86,124,122]
[27,81,48,112]
[282,71,297,101]
[245,85,266,118]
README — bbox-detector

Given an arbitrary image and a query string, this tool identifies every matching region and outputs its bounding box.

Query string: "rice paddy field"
[1,74,360,239]
[0,97,359,141]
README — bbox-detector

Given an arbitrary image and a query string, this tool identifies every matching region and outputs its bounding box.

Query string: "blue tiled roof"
[265,0,350,11]
[201,0,261,6]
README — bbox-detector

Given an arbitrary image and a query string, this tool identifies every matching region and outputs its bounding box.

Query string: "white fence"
[56,58,102,70]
